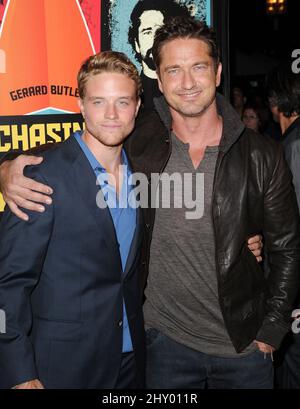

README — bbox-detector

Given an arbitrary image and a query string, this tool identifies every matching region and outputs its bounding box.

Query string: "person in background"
[267,63,300,389]
[231,85,247,118]
[242,104,263,133]
[242,103,266,134]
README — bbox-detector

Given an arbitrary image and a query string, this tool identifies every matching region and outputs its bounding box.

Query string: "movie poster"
[0,0,101,211]
[101,0,211,110]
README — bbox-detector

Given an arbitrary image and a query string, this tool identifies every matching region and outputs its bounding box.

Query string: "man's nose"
[104,103,118,119]
[181,70,196,90]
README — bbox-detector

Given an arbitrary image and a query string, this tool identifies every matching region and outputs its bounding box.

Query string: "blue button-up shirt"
[74,131,135,352]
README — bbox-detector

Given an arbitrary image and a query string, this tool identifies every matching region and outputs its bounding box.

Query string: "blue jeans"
[146,328,274,389]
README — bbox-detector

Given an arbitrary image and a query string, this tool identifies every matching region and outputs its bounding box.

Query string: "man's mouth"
[177,90,202,99]
[101,123,122,129]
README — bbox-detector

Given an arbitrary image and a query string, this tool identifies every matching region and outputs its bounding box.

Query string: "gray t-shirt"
[144,132,255,357]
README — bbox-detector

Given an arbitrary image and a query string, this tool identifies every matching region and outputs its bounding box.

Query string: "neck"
[82,131,123,174]
[279,113,299,134]
[170,101,223,148]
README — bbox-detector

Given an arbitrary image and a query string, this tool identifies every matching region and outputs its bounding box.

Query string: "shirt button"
[118,320,123,327]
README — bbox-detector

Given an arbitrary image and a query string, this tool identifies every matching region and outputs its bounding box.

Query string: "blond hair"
[78,51,142,99]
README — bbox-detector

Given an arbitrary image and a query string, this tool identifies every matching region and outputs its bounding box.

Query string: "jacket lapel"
[65,138,122,269]
[123,206,144,278]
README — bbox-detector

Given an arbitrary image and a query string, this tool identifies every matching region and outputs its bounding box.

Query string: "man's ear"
[135,98,141,117]
[157,71,163,93]
[134,39,140,54]
[78,99,85,118]
[216,63,222,87]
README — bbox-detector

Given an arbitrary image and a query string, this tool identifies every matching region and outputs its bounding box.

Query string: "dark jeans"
[146,328,274,389]
[275,331,300,389]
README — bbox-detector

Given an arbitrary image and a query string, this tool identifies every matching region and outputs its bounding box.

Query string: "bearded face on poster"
[107,0,209,110]
[128,0,190,81]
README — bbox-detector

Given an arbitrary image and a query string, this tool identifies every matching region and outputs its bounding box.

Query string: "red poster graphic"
[0,0,101,212]
[0,0,101,116]
[0,1,7,24]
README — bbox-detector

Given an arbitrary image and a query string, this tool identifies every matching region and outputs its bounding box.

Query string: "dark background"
[212,0,299,100]
[229,0,299,84]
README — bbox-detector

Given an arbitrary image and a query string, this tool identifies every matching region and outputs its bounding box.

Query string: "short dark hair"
[128,0,189,60]
[267,63,300,118]
[152,16,220,73]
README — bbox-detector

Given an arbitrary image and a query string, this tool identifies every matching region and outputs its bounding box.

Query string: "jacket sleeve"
[0,143,60,166]
[0,166,54,388]
[256,143,300,349]
[284,138,300,210]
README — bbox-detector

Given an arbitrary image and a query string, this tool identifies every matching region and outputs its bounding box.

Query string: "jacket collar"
[61,136,143,277]
[153,92,245,153]
[61,137,122,271]
[282,115,300,140]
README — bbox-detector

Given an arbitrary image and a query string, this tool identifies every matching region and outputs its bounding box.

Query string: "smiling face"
[79,72,140,148]
[157,37,222,118]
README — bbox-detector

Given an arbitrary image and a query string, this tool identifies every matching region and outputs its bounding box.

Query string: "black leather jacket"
[125,94,300,352]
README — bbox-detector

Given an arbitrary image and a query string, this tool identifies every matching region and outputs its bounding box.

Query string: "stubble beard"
[85,125,127,148]
[172,94,216,118]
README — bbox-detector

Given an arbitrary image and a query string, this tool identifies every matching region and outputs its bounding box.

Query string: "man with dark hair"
[128,0,190,110]
[267,63,300,389]
[231,85,247,118]
[131,17,299,388]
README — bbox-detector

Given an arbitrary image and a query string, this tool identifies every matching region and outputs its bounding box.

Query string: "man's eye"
[118,101,129,106]
[142,29,152,36]
[194,65,206,71]
[167,68,178,75]
[93,100,103,105]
